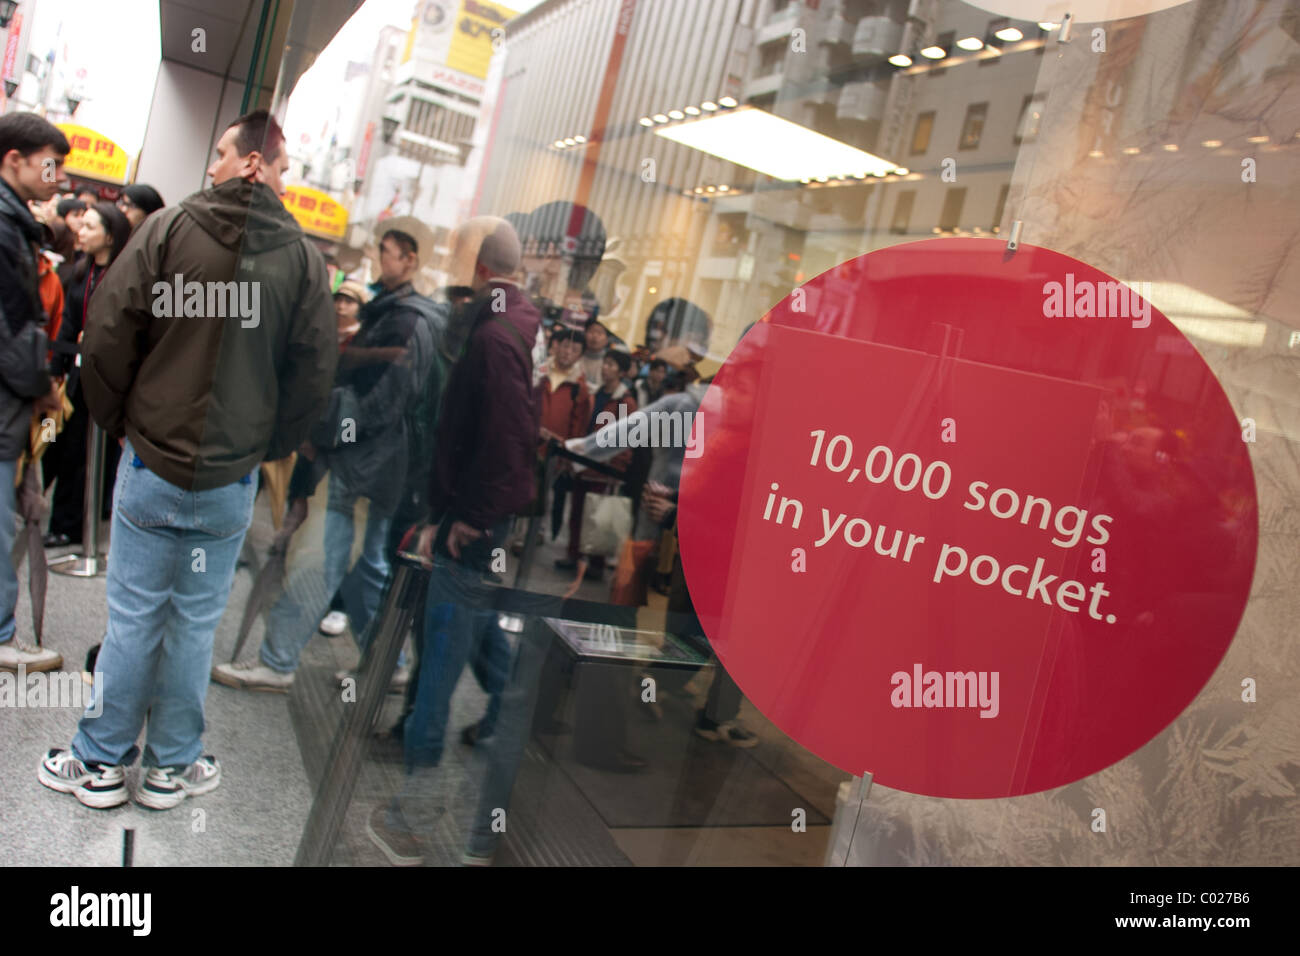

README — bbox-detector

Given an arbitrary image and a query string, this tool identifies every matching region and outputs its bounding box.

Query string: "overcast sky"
[19,0,543,156]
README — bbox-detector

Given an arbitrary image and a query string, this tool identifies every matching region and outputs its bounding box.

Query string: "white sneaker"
[319,611,349,636]
[136,756,221,810]
[211,660,294,693]
[0,640,62,673]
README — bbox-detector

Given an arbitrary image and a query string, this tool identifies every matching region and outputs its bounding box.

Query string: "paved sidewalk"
[0,496,311,867]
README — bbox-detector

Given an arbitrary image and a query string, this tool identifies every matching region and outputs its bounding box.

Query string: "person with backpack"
[0,113,69,676]
[212,228,437,693]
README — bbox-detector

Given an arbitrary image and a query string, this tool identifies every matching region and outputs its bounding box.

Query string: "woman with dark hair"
[116,183,164,229]
[42,202,132,547]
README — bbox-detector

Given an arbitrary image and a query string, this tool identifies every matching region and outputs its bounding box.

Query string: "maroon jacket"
[427,280,540,530]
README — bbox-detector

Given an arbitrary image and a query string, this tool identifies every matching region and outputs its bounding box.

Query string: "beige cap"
[334,280,369,305]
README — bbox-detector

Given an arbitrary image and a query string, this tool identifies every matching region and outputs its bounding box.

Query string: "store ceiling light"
[888,53,912,66]
[574,134,587,143]
[920,45,947,59]
[1163,143,1179,151]
[1246,134,1269,143]
[654,106,899,181]
[1037,21,1060,31]
[1201,139,1222,148]
[718,96,738,108]
[1122,146,1140,155]
[701,101,718,111]
[668,109,685,120]
[564,137,577,146]
[653,113,669,123]
[684,105,701,115]
[639,117,655,127]
[994,27,1024,42]
[956,36,984,50]
[553,139,566,148]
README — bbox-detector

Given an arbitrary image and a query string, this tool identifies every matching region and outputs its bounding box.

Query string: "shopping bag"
[578,491,633,558]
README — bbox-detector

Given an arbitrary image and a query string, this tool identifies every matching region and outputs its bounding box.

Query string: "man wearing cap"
[214,227,439,692]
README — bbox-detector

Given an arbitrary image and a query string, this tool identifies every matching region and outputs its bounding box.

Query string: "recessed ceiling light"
[888,54,912,67]
[1246,134,1268,143]
[653,114,669,124]
[893,167,909,175]
[553,140,566,148]
[1038,21,1060,31]
[701,101,718,111]
[1088,149,1104,157]
[638,117,654,127]
[718,96,738,108]
[1201,139,1222,148]
[920,45,946,59]
[563,137,576,146]
[706,185,716,192]
[1162,143,1178,151]
[994,27,1023,42]
[853,172,867,178]
[1122,146,1140,155]
[718,184,729,191]
[684,106,700,115]
[668,109,684,120]
[574,134,586,143]
[956,37,983,51]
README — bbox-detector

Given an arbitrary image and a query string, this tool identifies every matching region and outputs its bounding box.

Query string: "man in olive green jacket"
[39,110,337,811]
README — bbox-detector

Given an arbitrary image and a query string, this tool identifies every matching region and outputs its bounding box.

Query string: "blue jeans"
[403,523,509,769]
[260,471,394,673]
[465,616,550,857]
[72,441,255,768]
[0,457,18,645]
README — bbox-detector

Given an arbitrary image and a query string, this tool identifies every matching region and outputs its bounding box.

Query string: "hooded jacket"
[0,178,53,461]
[81,177,336,490]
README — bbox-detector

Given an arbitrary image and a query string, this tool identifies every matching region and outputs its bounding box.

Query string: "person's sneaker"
[211,660,294,693]
[38,749,128,809]
[136,756,221,810]
[367,803,423,866]
[0,640,63,673]
[694,713,759,749]
[318,611,349,637]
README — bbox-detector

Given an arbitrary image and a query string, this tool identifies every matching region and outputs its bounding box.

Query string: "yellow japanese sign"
[447,0,515,79]
[56,124,132,185]
[282,185,348,240]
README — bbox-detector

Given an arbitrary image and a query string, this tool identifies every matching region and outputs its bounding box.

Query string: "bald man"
[398,217,540,770]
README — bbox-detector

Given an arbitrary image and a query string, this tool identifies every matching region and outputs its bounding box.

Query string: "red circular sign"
[678,239,1257,798]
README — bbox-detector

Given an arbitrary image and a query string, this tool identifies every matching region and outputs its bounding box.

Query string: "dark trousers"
[43,385,119,538]
[668,551,741,724]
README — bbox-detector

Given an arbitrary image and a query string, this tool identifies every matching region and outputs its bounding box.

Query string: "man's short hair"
[74,186,98,202]
[382,229,418,259]
[648,358,667,372]
[56,198,86,218]
[227,109,285,163]
[605,349,632,374]
[0,112,71,161]
[585,317,608,333]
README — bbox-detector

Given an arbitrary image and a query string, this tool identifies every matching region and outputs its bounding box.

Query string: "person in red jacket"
[558,347,636,580]
[536,326,591,449]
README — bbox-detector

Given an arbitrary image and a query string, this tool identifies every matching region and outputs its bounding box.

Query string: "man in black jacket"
[0,114,68,675]
[213,228,437,692]
[39,110,336,810]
